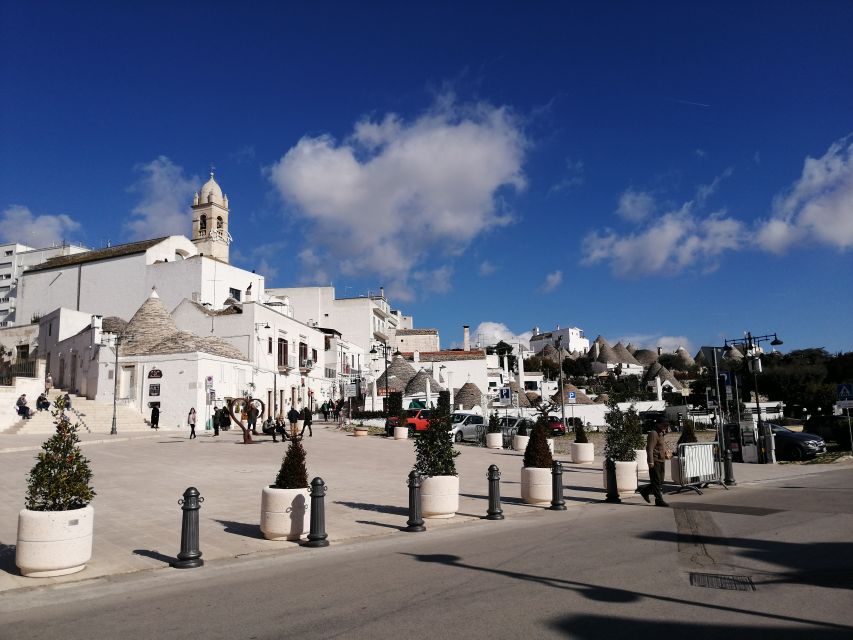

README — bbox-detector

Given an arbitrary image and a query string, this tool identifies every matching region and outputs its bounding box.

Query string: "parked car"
[546,415,567,436]
[803,415,852,449]
[640,410,668,433]
[768,423,827,461]
[451,412,485,442]
[384,415,403,437]
[498,416,534,446]
[405,408,432,432]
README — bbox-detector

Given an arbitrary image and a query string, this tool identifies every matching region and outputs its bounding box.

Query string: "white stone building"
[529,325,590,355]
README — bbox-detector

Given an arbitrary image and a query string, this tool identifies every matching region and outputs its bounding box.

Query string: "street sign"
[567,391,576,405]
[838,383,853,400]
[344,383,357,398]
[499,387,512,406]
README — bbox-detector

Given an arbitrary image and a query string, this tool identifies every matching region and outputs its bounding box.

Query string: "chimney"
[413,350,420,363]
[379,286,385,299]
[463,325,470,351]
[657,346,662,356]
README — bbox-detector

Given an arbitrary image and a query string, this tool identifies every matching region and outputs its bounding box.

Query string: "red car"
[406,409,432,431]
[546,416,567,436]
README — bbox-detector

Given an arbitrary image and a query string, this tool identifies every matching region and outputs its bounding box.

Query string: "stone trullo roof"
[613,342,642,366]
[644,362,683,391]
[377,355,418,393]
[454,382,484,410]
[120,290,247,360]
[675,346,696,369]
[550,383,595,405]
[405,368,442,396]
[633,349,659,366]
[509,380,532,407]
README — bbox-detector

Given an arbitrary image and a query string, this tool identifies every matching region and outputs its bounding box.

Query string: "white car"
[451,412,486,442]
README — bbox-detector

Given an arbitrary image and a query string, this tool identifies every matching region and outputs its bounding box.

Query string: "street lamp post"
[108,333,133,436]
[369,341,390,412]
[724,332,783,464]
[555,336,567,432]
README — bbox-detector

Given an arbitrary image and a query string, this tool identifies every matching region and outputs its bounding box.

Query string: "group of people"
[16,391,71,419]
[180,402,333,440]
[318,400,345,422]
[260,406,313,442]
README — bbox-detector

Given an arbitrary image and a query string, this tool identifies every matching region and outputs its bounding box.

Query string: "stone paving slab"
[1,422,850,593]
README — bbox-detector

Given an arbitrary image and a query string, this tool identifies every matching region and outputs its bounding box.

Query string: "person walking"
[211,407,221,437]
[45,372,53,393]
[287,405,300,437]
[301,405,313,438]
[187,407,197,439]
[217,406,230,436]
[247,402,259,435]
[638,419,671,507]
[150,405,160,430]
[321,401,329,422]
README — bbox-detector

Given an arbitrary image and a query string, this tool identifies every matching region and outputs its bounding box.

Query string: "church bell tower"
[191,171,231,263]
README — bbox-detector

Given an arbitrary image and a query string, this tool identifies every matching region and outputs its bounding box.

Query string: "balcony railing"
[277,353,298,373]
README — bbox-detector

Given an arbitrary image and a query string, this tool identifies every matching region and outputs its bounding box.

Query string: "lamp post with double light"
[107,333,133,436]
[555,336,567,433]
[369,341,391,413]
[724,332,783,464]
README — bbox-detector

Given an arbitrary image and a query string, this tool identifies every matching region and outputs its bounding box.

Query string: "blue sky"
[2,1,852,354]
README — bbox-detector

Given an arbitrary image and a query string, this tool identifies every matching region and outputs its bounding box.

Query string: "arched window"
[216,216,224,229]
[199,215,207,233]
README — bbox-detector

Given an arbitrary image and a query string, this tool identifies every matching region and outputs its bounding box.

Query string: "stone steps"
[7,390,153,435]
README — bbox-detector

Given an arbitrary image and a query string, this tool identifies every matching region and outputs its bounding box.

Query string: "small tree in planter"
[574,419,589,444]
[521,416,555,504]
[414,390,459,518]
[570,417,595,463]
[485,411,502,449]
[17,397,96,577]
[602,400,644,495]
[261,438,310,540]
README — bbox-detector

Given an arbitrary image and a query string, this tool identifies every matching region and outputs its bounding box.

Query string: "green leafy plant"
[523,416,554,468]
[414,390,458,477]
[387,391,403,417]
[574,420,589,444]
[603,400,643,461]
[274,440,308,489]
[516,420,529,436]
[487,411,501,434]
[25,397,95,511]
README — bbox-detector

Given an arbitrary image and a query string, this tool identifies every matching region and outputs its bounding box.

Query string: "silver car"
[452,412,486,442]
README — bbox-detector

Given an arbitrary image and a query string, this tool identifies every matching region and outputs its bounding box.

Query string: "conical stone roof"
[550,382,595,405]
[644,362,683,391]
[675,346,695,369]
[405,368,441,396]
[633,349,659,366]
[509,380,532,407]
[613,342,641,366]
[625,343,637,355]
[377,355,418,394]
[454,382,484,410]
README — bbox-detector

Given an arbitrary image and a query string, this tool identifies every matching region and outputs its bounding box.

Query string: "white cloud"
[0,205,82,247]
[615,189,655,222]
[125,156,198,240]
[478,260,496,276]
[268,96,527,295]
[548,157,584,194]
[695,167,733,208]
[472,321,532,349]
[539,270,563,292]
[297,248,330,286]
[757,136,853,253]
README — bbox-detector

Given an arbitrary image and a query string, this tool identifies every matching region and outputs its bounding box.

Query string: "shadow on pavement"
[333,501,408,516]
[548,614,851,640]
[132,549,174,565]
[355,520,405,531]
[215,519,265,539]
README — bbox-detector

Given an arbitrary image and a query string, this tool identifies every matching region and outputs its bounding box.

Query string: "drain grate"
[689,572,756,591]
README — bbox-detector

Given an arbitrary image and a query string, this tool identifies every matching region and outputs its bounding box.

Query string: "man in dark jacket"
[638,419,670,507]
[287,406,301,438]
[301,405,313,437]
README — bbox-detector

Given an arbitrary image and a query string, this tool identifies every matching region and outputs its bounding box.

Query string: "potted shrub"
[521,416,554,504]
[602,401,643,496]
[485,411,502,449]
[260,437,310,540]
[414,390,459,518]
[571,419,595,464]
[513,419,530,452]
[16,397,96,577]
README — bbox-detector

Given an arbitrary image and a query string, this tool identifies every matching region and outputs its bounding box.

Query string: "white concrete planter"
[420,475,459,518]
[353,427,369,437]
[394,426,409,440]
[260,486,310,541]
[513,435,530,452]
[602,461,639,497]
[485,432,503,449]
[521,467,552,504]
[571,442,595,464]
[635,450,649,474]
[16,505,94,578]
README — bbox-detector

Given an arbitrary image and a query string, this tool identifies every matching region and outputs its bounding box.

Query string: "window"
[268,336,273,354]
[277,338,288,367]
[0,262,12,268]
[217,216,224,229]
[228,287,241,301]
[299,341,308,365]
[4,250,12,256]
[199,215,207,232]
[311,349,318,363]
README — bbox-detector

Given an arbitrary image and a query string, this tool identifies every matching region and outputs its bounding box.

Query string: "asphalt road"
[3,468,851,640]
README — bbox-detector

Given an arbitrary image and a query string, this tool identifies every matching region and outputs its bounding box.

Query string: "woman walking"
[150,405,160,430]
[187,407,197,439]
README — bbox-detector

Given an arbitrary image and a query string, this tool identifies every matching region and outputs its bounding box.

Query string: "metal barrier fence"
[671,442,727,494]
[0,359,38,386]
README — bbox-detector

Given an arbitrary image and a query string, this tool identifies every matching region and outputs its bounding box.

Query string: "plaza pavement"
[1,422,851,593]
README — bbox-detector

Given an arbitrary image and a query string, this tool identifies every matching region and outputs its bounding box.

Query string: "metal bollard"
[302,477,330,547]
[549,461,567,510]
[404,470,426,532]
[171,487,204,569]
[604,458,621,504]
[486,464,504,520]
[724,449,737,486]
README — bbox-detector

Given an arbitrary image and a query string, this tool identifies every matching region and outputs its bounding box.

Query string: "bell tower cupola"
[191,170,231,263]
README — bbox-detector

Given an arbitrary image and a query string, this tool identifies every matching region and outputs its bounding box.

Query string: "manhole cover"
[689,572,756,591]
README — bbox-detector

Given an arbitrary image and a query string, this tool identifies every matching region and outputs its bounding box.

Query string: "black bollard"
[724,449,737,486]
[486,464,504,520]
[302,477,330,547]
[404,470,426,532]
[604,458,621,504]
[171,487,204,569]
[549,461,567,510]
